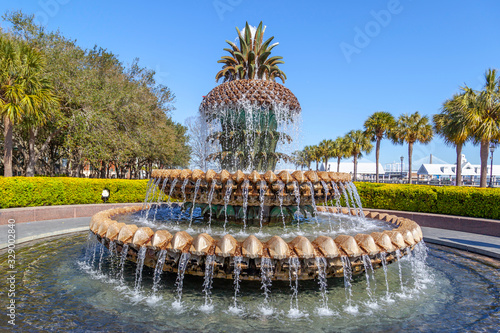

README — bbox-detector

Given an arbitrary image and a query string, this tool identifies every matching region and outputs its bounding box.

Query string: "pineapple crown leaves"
[215,21,286,83]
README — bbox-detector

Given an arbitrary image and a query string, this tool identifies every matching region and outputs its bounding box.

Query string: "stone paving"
[421,226,500,259]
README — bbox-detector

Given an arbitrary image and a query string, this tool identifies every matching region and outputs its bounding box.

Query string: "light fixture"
[101,188,110,203]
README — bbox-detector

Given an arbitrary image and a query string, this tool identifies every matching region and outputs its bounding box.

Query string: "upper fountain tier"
[151,169,351,224]
[200,79,301,115]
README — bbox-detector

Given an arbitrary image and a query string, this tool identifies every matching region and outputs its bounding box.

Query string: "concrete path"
[422,227,500,259]
[1,216,499,261]
[0,217,90,250]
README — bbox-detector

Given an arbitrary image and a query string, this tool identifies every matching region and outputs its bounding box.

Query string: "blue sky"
[2,0,500,169]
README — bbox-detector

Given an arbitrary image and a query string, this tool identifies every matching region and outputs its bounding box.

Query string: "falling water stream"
[152,249,167,295]
[189,179,202,227]
[201,255,215,312]
[258,180,266,232]
[341,256,357,313]
[118,244,129,283]
[260,257,274,315]
[207,179,216,230]
[223,180,234,232]
[315,256,334,316]
[134,247,147,292]
[173,252,191,309]
[230,256,243,313]
[241,180,250,231]
[277,180,287,229]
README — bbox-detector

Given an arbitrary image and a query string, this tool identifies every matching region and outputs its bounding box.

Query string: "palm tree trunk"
[26,128,37,177]
[337,157,341,172]
[408,142,413,184]
[480,140,489,187]
[455,144,463,186]
[353,154,358,181]
[375,138,381,183]
[3,116,13,177]
[324,155,328,171]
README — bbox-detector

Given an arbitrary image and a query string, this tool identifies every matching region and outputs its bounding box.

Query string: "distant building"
[417,154,500,184]
[319,161,385,180]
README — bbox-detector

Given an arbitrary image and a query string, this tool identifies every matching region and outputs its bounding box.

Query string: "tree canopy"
[0,11,189,178]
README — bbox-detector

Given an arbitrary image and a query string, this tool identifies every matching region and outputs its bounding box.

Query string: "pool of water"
[1,233,499,332]
[120,205,392,242]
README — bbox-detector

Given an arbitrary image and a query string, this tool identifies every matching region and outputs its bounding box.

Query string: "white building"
[417,154,500,184]
[319,160,385,180]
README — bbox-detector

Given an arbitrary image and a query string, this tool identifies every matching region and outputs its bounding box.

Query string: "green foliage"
[1,11,190,177]
[0,177,149,208]
[354,182,500,220]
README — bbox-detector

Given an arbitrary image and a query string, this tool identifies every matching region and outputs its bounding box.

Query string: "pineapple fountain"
[88,22,424,314]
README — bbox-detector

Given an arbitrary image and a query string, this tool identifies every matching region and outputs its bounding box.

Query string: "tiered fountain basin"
[89,203,423,281]
[151,169,351,224]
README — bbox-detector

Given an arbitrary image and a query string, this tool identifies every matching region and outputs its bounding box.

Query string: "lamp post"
[490,144,496,187]
[400,156,404,180]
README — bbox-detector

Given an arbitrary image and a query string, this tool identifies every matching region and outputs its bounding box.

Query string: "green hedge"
[0,177,149,208]
[354,182,500,220]
[1,177,499,220]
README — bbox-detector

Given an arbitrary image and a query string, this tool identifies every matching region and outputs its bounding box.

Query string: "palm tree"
[302,145,315,170]
[433,94,470,186]
[344,130,373,181]
[318,139,334,171]
[391,112,433,184]
[330,136,348,172]
[310,145,322,171]
[459,69,500,188]
[215,22,286,83]
[0,36,58,177]
[364,111,395,182]
[291,150,308,170]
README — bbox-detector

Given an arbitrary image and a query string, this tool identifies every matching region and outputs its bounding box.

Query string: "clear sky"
[2,0,500,169]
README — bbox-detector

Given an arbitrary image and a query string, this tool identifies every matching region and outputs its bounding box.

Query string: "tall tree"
[318,139,334,171]
[185,115,217,171]
[460,69,500,187]
[364,111,395,183]
[433,94,470,186]
[344,130,373,181]
[330,136,348,172]
[310,145,322,171]
[303,145,314,170]
[0,35,58,177]
[291,150,308,170]
[3,11,189,177]
[391,112,433,184]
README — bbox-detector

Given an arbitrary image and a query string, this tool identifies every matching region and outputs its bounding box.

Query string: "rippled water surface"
[119,205,392,242]
[1,232,499,332]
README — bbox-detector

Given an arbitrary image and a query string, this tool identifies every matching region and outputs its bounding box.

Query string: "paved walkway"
[1,217,499,260]
[422,227,500,259]
[0,217,90,250]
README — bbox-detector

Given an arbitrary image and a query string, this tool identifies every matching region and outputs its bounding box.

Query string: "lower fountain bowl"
[89,205,423,281]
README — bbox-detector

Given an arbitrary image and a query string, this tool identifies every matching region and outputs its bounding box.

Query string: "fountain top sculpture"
[201,21,301,172]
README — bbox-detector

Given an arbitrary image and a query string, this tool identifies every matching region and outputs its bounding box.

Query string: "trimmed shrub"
[1,177,499,220]
[354,182,500,220]
[0,177,149,208]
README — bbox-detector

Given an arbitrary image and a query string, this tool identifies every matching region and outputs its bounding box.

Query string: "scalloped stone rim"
[89,205,423,280]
